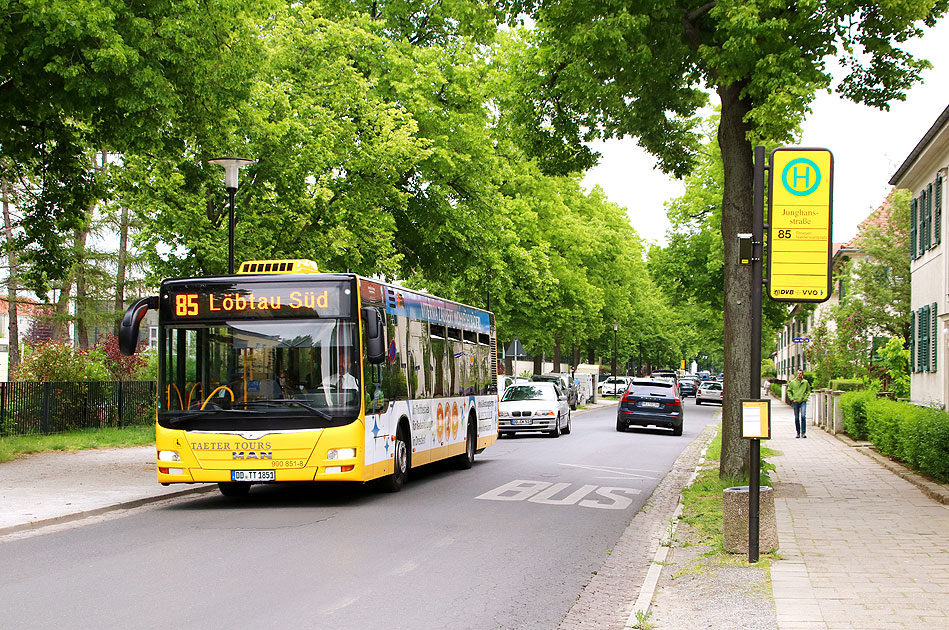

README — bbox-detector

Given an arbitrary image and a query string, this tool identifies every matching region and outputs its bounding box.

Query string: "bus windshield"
[160,319,360,431]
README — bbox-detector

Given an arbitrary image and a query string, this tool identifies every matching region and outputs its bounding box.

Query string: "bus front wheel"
[381,425,410,492]
[218,482,251,497]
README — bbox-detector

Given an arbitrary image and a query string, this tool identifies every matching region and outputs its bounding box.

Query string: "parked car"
[599,376,631,396]
[696,380,724,405]
[678,377,698,397]
[498,382,572,437]
[531,373,578,410]
[616,378,683,436]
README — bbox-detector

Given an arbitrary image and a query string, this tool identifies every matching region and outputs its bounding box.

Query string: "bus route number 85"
[777,229,792,239]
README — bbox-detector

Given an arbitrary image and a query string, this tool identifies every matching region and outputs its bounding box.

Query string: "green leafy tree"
[506,0,947,477]
[834,189,911,341]
[1,0,273,294]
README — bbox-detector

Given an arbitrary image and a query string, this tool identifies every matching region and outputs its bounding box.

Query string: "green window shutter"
[910,311,916,373]
[918,306,927,372]
[936,175,943,246]
[933,302,939,372]
[920,189,927,254]
[927,183,934,250]
[911,197,918,258]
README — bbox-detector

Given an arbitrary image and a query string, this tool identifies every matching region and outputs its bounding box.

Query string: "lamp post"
[208,157,255,274]
[612,323,619,379]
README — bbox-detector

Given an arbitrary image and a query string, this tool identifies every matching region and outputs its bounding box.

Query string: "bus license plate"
[231,470,276,482]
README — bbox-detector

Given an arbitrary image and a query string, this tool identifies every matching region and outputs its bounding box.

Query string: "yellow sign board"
[741,399,771,439]
[767,148,833,303]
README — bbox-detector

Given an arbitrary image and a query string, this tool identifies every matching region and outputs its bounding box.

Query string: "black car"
[678,378,698,397]
[616,378,683,436]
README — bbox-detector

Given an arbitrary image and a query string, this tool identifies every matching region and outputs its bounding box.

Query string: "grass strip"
[0,425,155,463]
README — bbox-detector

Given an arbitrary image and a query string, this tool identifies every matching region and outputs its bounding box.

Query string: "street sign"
[767,148,833,303]
[792,337,810,343]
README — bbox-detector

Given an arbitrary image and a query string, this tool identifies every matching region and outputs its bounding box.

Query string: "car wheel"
[562,410,572,434]
[549,414,562,438]
[696,398,702,405]
[672,422,683,437]
[616,419,624,432]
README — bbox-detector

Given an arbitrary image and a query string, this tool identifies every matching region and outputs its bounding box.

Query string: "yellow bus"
[118,259,499,496]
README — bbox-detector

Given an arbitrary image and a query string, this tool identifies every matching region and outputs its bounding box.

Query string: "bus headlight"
[327,448,356,460]
[158,450,181,462]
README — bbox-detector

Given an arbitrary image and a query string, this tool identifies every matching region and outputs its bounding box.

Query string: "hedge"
[769,382,782,399]
[829,378,864,392]
[864,398,949,483]
[841,390,876,441]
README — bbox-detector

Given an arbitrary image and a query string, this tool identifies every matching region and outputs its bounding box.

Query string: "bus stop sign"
[767,148,833,303]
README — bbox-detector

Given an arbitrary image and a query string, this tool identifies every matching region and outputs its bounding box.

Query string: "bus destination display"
[162,280,353,322]
[767,148,833,303]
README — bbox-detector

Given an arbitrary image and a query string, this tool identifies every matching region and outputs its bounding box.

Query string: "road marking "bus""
[475,480,640,510]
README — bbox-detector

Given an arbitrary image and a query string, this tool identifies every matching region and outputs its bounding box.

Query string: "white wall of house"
[891,105,949,408]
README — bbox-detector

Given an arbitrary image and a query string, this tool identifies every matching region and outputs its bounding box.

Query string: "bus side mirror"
[361,306,386,364]
[118,296,158,356]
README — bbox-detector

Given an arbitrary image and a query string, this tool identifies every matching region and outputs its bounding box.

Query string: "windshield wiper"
[163,408,265,426]
[248,399,334,421]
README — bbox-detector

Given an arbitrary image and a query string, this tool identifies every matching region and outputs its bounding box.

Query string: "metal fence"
[0,381,157,437]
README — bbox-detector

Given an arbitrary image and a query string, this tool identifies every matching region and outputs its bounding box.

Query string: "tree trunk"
[74,226,90,350]
[1,169,20,372]
[114,204,129,331]
[717,81,755,479]
[552,337,561,372]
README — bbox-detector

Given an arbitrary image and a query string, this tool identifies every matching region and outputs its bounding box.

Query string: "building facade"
[890,104,948,408]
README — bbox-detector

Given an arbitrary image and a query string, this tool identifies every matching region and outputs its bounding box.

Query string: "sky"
[581,17,949,247]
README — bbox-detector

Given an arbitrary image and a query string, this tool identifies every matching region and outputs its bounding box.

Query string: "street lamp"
[612,323,619,379]
[208,156,255,274]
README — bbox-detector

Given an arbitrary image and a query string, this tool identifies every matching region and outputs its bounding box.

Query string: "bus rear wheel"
[454,419,476,469]
[381,425,410,492]
[218,482,251,497]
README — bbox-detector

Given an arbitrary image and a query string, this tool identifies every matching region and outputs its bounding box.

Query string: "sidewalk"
[0,446,214,535]
[769,398,949,630]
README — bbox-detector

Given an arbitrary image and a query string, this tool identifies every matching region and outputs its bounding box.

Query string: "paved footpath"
[770,400,949,630]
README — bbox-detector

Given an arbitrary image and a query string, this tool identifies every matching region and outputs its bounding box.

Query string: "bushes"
[829,378,864,392]
[841,390,875,440]
[864,398,949,483]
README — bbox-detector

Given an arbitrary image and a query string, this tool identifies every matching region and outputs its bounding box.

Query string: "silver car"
[696,381,724,405]
[498,382,572,437]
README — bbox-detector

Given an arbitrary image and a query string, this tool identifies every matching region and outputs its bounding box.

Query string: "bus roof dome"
[237,259,320,274]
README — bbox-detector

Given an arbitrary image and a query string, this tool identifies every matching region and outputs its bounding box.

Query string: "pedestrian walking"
[787,369,812,438]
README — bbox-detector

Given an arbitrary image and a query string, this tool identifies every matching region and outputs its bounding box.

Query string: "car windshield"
[159,319,360,430]
[501,385,555,401]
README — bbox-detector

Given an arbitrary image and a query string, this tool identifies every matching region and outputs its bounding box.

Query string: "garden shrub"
[863,399,949,483]
[769,381,783,399]
[865,398,909,459]
[829,378,864,392]
[841,390,875,440]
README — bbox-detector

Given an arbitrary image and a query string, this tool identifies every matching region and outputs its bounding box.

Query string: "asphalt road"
[0,400,721,630]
